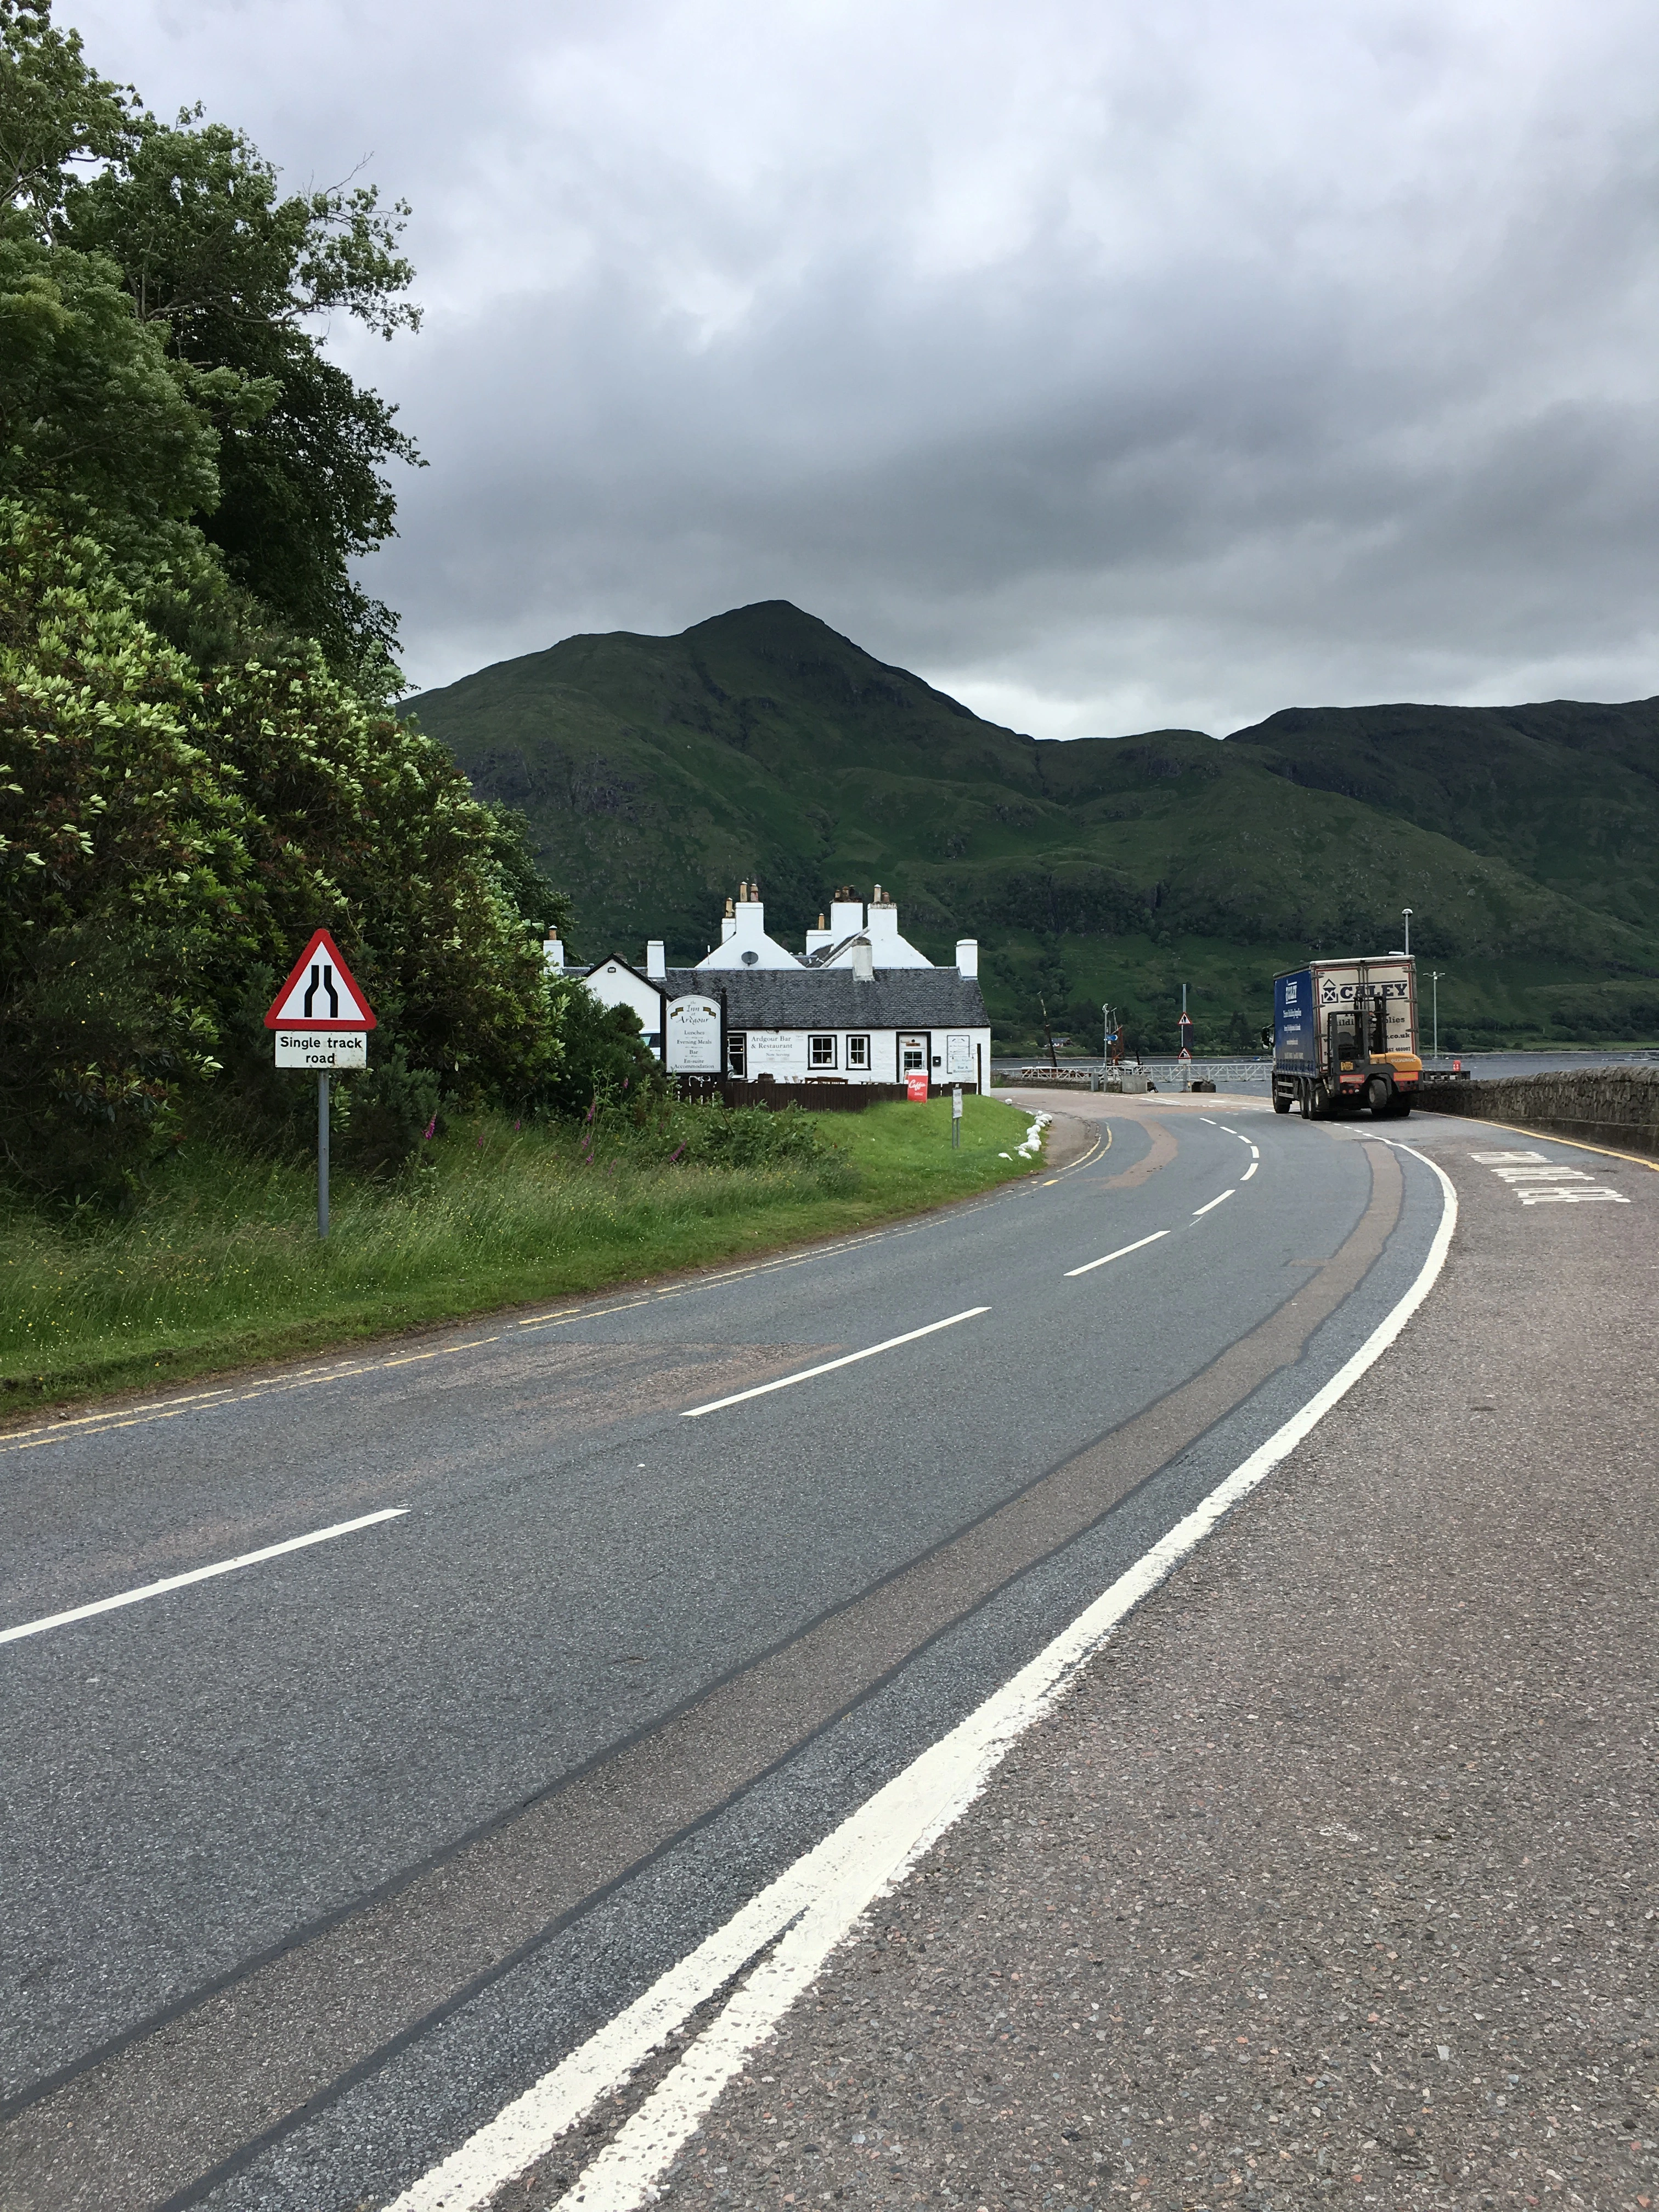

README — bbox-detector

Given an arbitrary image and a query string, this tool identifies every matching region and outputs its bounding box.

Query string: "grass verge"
[0,1096,1041,1409]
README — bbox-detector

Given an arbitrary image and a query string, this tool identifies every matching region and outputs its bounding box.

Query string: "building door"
[899,1033,929,1084]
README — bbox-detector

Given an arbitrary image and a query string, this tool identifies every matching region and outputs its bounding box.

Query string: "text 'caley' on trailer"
[1271,955,1422,1120]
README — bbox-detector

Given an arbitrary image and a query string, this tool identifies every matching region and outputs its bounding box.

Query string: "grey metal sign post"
[264,928,377,1239]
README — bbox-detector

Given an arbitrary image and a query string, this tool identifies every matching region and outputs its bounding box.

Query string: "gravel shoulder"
[667,1123,1658,2212]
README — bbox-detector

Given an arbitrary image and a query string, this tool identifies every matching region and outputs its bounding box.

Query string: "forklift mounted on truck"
[1271,955,1422,1119]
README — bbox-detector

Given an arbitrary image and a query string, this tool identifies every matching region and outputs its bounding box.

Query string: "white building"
[564,883,992,1091]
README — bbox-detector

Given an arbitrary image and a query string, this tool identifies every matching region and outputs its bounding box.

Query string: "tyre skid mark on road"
[0,1145,1406,2209]
[387,1143,1454,2212]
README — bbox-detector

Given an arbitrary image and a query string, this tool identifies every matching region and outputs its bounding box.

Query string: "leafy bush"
[541,983,664,1118]
[670,1102,844,1170]
[0,506,562,1194]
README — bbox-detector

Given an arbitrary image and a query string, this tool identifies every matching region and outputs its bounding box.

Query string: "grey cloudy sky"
[73,0,1659,737]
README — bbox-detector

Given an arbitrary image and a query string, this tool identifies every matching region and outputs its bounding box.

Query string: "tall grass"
[0,1096,1034,1404]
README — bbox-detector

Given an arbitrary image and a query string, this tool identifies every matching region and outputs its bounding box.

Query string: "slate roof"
[663,967,989,1029]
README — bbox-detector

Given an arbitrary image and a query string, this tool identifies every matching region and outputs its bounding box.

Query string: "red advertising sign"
[905,1073,929,1101]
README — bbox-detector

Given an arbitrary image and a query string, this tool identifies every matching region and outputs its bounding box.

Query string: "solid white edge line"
[388,1142,1458,2212]
[1063,1229,1170,1278]
[0,1508,410,1646]
[680,1310,990,1418]
[1192,1188,1235,1216]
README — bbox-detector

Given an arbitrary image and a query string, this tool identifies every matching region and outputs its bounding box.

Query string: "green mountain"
[404,601,1659,1052]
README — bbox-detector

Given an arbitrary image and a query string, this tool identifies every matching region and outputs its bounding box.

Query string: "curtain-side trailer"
[1272,956,1422,1118]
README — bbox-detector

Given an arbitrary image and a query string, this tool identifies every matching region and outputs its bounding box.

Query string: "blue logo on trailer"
[1275,968,1314,1069]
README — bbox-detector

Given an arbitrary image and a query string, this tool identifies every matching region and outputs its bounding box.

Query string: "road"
[4,1095,1459,2208]
[545,1105,1659,2212]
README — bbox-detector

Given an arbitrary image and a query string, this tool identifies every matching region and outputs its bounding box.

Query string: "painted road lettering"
[1467,1150,1629,1205]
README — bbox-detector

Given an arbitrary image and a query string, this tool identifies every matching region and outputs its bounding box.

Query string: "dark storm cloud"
[72,0,1659,733]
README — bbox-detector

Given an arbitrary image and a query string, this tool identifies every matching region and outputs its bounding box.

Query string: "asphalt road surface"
[561,1106,1658,2212]
[0,1093,1556,2210]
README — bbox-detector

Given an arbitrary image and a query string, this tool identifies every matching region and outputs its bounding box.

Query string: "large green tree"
[57,116,422,690]
[1,0,422,689]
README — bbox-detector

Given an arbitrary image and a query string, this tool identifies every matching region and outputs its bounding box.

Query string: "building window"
[846,1034,870,1069]
[727,1032,746,1076]
[809,1034,836,1068]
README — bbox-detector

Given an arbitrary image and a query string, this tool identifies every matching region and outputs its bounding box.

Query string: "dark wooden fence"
[671,1077,980,1111]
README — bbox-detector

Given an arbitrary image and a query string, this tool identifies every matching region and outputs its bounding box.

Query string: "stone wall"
[1418,1068,1659,1157]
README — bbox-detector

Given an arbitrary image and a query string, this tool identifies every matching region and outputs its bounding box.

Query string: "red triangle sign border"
[264,928,377,1030]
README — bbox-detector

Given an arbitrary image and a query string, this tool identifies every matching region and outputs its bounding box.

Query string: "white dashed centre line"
[681,1309,990,1418]
[1064,1231,1170,1278]
[0,1507,410,1647]
[1192,1189,1234,1218]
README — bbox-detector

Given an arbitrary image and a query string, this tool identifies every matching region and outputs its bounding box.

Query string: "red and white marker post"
[264,929,376,1239]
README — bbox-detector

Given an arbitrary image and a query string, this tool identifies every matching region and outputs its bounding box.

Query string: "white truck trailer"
[1271,955,1423,1119]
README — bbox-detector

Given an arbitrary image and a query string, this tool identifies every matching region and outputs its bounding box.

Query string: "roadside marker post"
[263,928,377,1240]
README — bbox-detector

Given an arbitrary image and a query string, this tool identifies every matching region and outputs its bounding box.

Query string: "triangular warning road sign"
[264,928,377,1030]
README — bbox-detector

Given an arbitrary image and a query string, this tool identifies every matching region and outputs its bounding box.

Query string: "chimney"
[956,938,979,978]
[851,938,873,981]
[646,939,665,980]
[542,932,565,973]
[721,894,736,944]
[830,890,864,938]
[866,894,900,951]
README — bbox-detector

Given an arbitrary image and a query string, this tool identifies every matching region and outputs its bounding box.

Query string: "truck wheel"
[1366,1075,1391,1114]
[1273,1090,1291,1114]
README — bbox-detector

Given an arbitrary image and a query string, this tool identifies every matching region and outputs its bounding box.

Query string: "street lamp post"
[1402,907,1412,957]
[1430,970,1442,1060]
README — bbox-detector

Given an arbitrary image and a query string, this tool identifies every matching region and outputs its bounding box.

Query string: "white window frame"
[808,1033,837,1069]
[845,1034,870,1070]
